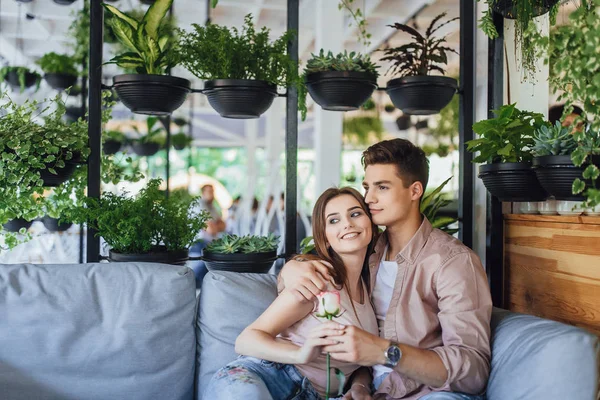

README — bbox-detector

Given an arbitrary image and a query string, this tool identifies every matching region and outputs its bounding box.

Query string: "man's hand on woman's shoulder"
[277,258,335,303]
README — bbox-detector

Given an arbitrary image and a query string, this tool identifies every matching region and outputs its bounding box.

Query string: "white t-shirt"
[371,246,398,381]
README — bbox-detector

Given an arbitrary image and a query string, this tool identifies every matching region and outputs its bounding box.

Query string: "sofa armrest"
[487,307,599,400]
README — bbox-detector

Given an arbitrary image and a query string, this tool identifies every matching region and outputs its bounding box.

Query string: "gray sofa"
[1,263,598,400]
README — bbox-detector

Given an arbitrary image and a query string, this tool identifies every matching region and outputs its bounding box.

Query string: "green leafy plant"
[421,176,458,235]
[36,52,78,76]
[467,103,546,163]
[424,93,458,158]
[338,0,372,47]
[104,130,126,142]
[0,66,42,93]
[205,233,279,254]
[133,116,166,146]
[343,115,384,147]
[532,121,577,156]
[171,132,192,149]
[381,12,458,77]
[103,0,179,74]
[571,128,600,208]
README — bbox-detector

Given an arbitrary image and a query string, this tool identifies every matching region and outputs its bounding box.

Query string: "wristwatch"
[383,341,402,368]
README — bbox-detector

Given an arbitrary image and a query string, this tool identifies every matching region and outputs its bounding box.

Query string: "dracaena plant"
[381,12,458,77]
[205,233,279,254]
[103,0,179,75]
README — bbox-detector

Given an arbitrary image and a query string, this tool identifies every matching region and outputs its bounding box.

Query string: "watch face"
[386,345,401,364]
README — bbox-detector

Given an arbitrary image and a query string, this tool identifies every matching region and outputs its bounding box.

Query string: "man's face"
[202,186,214,202]
[362,164,422,228]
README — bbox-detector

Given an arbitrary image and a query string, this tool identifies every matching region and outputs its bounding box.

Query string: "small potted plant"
[130,116,166,156]
[103,0,190,115]
[103,130,127,155]
[37,52,79,90]
[467,103,548,201]
[0,66,42,93]
[171,132,192,150]
[382,12,458,115]
[178,14,296,119]
[203,233,279,273]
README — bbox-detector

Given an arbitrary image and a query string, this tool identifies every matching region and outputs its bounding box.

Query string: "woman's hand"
[342,383,373,400]
[295,321,345,364]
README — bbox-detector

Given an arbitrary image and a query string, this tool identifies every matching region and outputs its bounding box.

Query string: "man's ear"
[410,182,424,201]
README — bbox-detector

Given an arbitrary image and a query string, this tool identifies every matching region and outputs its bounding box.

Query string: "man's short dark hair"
[201,184,213,193]
[361,139,430,194]
[548,104,583,124]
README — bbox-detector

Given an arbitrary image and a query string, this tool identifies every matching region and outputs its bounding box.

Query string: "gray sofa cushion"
[0,262,197,400]
[487,308,599,400]
[196,271,278,399]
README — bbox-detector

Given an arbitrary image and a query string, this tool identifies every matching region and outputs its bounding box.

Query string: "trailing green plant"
[421,176,458,235]
[571,128,600,208]
[424,93,458,158]
[338,0,372,47]
[171,132,192,149]
[36,52,78,76]
[67,179,210,253]
[0,66,42,93]
[205,233,279,254]
[380,12,458,78]
[103,0,179,74]
[532,121,577,156]
[467,103,546,163]
[133,116,166,146]
[343,115,384,147]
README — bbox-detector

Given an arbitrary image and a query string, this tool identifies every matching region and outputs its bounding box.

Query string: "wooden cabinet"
[504,214,600,335]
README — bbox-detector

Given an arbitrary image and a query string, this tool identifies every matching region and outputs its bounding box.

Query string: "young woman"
[204,187,379,400]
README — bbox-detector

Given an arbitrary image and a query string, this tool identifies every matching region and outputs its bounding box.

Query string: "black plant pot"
[42,216,72,232]
[492,0,559,19]
[395,115,411,130]
[305,71,377,112]
[103,140,122,155]
[415,119,429,130]
[478,162,548,202]
[533,155,600,201]
[386,76,457,115]
[3,218,34,233]
[202,250,277,274]
[204,79,277,119]
[173,143,187,151]
[45,73,78,90]
[5,70,39,91]
[38,159,80,187]
[53,0,77,5]
[109,246,189,266]
[65,106,84,122]
[131,142,160,157]
[113,74,191,116]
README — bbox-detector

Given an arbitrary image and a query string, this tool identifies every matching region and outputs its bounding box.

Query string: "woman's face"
[323,194,373,256]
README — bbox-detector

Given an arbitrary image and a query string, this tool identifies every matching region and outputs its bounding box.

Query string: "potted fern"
[467,103,548,201]
[382,12,458,115]
[0,66,41,93]
[103,0,190,115]
[36,52,79,90]
[131,116,166,156]
[203,234,280,273]
[178,14,296,119]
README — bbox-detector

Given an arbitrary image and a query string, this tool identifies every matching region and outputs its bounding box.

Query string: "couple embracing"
[205,139,492,400]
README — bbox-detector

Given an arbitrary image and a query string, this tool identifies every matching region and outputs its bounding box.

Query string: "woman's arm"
[343,367,373,400]
[235,289,345,365]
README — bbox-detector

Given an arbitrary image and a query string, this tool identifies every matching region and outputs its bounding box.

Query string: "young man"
[279,139,492,400]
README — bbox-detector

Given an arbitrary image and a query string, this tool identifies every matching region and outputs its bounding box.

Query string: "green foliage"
[178,14,297,87]
[300,235,315,255]
[0,67,42,93]
[104,130,126,142]
[571,128,600,207]
[67,179,210,253]
[205,233,279,254]
[338,0,372,47]
[36,52,78,76]
[133,116,166,146]
[424,94,458,158]
[343,116,384,147]
[532,121,577,156]
[381,12,458,77]
[171,132,193,149]
[103,0,179,74]
[467,104,546,163]
[421,176,458,235]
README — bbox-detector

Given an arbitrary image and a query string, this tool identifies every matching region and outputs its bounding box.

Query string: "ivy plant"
[571,128,600,208]
[205,233,279,254]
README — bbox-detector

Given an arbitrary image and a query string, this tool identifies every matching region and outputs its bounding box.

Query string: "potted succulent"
[171,132,192,150]
[103,130,127,155]
[0,66,42,93]
[203,233,280,273]
[467,103,548,202]
[37,52,79,90]
[381,12,458,115]
[103,0,190,115]
[178,14,296,119]
[131,116,166,156]
[67,179,211,265]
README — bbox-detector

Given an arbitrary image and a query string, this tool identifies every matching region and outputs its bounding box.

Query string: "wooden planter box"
[504,214,600,335]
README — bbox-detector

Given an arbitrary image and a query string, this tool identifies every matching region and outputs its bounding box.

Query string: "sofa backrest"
[0,262,197,400]
[195,271,278,399]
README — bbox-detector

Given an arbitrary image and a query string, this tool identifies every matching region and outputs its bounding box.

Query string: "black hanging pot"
[103,140,122,155]
[45,73,78,90]
[140,0,155,4]
[42,216,73,232]
[478,162,548,202]
[131,142,160,157]
[112,74,191,116]
[53,0,78,5]
[415,119,429,130]
[492,0,559,19]
[204,79,277,119]
[3,218,34,233]
[65,106,84,123]
[305,71,378,112]
[38,155,81,187]
[395,115,411,130]
[5,70,40,91]
[173,142,187,151]
[202,250,277,274]
[386,76,457,115]
[109,246,189,266]
[533,155,600,201]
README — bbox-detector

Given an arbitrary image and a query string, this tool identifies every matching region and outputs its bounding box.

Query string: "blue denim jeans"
[204,356,324,400]
[373,373,486,400]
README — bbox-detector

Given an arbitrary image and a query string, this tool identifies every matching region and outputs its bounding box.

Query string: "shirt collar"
[369,216,433,266]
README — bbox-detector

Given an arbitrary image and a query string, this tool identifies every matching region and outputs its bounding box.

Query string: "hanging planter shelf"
[305,71,377,112]
[385,76,457,116]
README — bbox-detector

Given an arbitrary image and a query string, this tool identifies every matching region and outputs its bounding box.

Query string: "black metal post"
[285,0,299,257]
[458,0,475,249]
[165,116,171,197]
[486,11,505,308]
[79,55,87,264]
[86,0,103,263]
